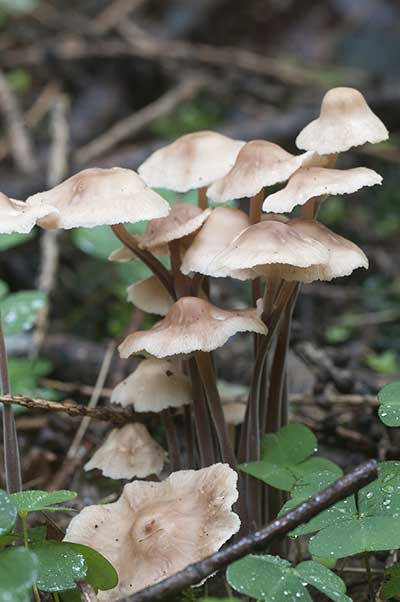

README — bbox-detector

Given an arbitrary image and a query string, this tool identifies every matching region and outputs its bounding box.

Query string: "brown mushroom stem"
[197,186,208,210]
[195,351,237,468]
[168,239,190,298]
[161,408,181,471]
[187,358,216,467]
[0,312,22,493]
[183,405,195,469]
[111,224,176,299]
[248,189,264,225]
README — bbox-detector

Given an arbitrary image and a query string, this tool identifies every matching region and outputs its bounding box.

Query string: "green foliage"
[381,564,400,599]
[0,280,9,300]
[32,542,87,592]
[0,232,33,251]
[1,291,46,336]
[227,555,351,602]
[239,424,341,491]
[0,547,38,601]
[0,0,39,12]
[151,99,221,138]
[365,350,400,375]
[11,490,77,513]
[7,357,57,400]
[0,491,17,536]
[63,543,118,591]
[377,381,400,426]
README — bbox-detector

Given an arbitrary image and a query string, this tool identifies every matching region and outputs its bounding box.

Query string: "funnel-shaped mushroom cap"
[111,358,192,412]
[84,423,166,480]
[181,206,249,277]
[296,87,389,154]
[138,131,245,193]
[263,166,383,214]
[26,167,170,229]
[207,141,315,202]
[64,464,240,600]
[209,220,329,280]
[118,297,267,359]
[127,276,174,316]
[0,192,56,234]
[136,204,211,250]
[223,402,246,426]
[284,219,368,282]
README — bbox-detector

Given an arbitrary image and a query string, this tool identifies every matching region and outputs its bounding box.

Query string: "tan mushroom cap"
[223,402,246,426]
[84,423,166,480]
[209,219,329,281]
[181,206,249,277]
[0,192,55,234]
[207,140,316,203]
[64,464,240,600]
[136,204,211,250]
[138,131,245,192]
[26,167,170,229]
[296,87,389,154]
[118,297,267,359]
[111,358,192,412]
[127,276,174,316]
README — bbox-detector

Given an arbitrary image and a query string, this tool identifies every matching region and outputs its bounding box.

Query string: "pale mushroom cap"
[138,131,245,192]
[181,206,249,277]
[111,358,192,412]
[127,276,174,316]
[84,423,166,480]
[108,245,137,262]
[0,192,56,234]
[136,204,211,250]
[26,167,170,229]
[64,464,240,600]
[118,297,268,359]
[209,219,329,279]
[207,140,315,202]
[263,166,383,214]
[296,87,389,154]
[222,401,246,426]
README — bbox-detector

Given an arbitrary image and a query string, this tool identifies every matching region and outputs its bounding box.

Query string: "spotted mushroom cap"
[0,192,56,234]
[64,464,240,600]
[263,166,382,214]
[118,297,267,359]
[127,276,174,316]
[138,131,245,192]
[296,87,389,154]
[84,423,166,480]
[111,358,192,412]
[26,167,170,229]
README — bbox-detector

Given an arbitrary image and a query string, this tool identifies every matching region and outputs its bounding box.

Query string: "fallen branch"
[129,460,377,601]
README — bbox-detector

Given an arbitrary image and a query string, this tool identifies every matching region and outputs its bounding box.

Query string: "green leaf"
[377,381,400,426]
[7,357,54,398]
[200,599,240,602]
[32,542,87,592]
[0,547,38,600]
[0,490,17,536]
[0,232,33,251]
[1,291,46,336]
[366,350,400,376]
[381,564,400,599]
[11,490,77,514]
[60,589,82,602]
[63,543,118,591]
[239,424,341,491]
[295,561,351,602]
[0,280,9,300]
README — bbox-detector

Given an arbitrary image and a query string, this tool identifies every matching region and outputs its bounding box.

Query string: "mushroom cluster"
[1,87,388,599]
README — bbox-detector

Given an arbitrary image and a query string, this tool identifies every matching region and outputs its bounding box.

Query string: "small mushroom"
[26,167,170,229]
[118,297,267,359]
[0,192,55,234]
[64,464,240,600]
[138,131,245,192]
[84,423,166,480]
[296,87,389,154]
[111,358,192,412]
[263,166,382,214]
[127,276,174,316]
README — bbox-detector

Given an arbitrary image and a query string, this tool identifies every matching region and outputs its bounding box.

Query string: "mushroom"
[263,166,382,214]
[138,131,245,192]
[0,192,55,234]
[84,423,166,480]
[111,358,192,412]
[64,464,240,600]
[118,297,267,359]
[296,87,389,154]
[26,167,170,229]
[127,276,174,316]
[180,206,249,277]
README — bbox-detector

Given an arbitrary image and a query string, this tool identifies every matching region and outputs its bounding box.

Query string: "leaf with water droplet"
[11,490,77,514]
[295,561,351,602]
[378,381,400,426]
[63,543,118,591]
[32,541,87,592]
[1,291,46,336]
[0,490,17,536]
[0,547,38,601]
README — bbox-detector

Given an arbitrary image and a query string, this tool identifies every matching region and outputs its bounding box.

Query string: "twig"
[128,460,377,601]
[94,0,148,33]
[75,77,203,164]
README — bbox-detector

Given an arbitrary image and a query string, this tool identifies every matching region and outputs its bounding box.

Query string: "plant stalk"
[364,553,375,602]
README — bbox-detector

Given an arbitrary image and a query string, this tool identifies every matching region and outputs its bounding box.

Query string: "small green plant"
[377,380,400,426]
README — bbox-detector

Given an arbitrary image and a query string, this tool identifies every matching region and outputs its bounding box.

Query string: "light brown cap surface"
[207,140,315,202]
[127,276,174,316]
[118,297,267,359]
[64,464,240,600]
[26,167,170,229]
[84,423,166,480]
[111,358,192,412]
[0,192,55,234]
[138,131,245,192]
[296,87,389,154]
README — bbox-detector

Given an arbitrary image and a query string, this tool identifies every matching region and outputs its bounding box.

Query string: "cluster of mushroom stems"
[0,87,388,600]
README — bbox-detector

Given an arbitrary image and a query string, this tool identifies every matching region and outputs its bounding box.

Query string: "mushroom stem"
[0,311,22,493]
[197,186,208,210]
[187,358,216,467]
[249,189,264,225]
[111,224,176,299]
[161,408,181,471]
[168,239,190,298]
[195,352,237,468]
